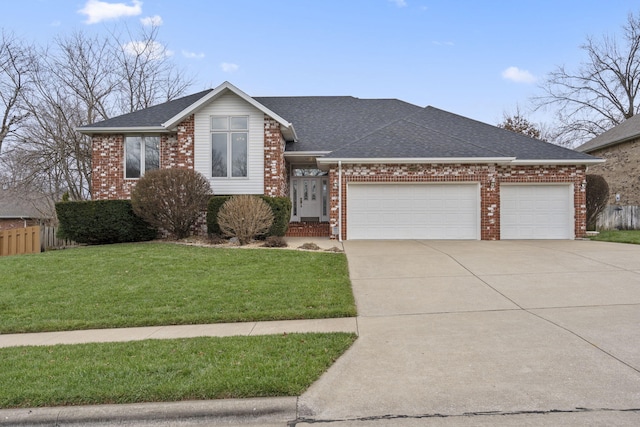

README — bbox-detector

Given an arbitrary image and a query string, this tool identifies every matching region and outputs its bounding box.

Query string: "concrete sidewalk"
[0,317,358,348]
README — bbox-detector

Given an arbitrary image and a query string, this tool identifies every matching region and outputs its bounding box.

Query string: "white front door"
[291,177,328,222]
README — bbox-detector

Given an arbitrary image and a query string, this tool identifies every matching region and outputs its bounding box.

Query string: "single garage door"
[500,184,574,239]
[347,183,479,240]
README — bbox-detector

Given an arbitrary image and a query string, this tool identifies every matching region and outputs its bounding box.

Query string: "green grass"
[589,230,640,245]
[0,333,357,408]
[0,243,356,333]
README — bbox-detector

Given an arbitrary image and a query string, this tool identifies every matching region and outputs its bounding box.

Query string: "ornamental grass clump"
[217,195,274,245]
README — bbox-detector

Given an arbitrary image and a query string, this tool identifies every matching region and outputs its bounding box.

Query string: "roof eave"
[509,158,605,165]
[162,81,298,142]
[76,126,168,135]
[316,157,517,165]
[577,135,640,153]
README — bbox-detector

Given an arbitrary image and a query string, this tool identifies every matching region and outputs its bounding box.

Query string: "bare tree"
[7,25,193,202]
[534,12,640,146]
[497,106,546,140]
[113,24,193,113]
[0,30,36,153]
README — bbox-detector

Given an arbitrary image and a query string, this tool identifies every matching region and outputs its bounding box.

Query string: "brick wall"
[91,116,196,200]
[264,115,288,197]
[328,163,587,241]
[587,138,640,205]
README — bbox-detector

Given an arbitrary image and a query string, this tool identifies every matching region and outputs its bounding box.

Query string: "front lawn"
[1,333,357,408]
[0,243,356,333]
[589,230,640,245]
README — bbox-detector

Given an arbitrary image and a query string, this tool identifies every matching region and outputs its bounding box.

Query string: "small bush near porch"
[0,243,356,334]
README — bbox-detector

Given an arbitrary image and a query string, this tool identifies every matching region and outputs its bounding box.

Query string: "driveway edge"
[0,397,298,426]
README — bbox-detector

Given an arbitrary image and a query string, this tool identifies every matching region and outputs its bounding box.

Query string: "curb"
[0,397,297,426]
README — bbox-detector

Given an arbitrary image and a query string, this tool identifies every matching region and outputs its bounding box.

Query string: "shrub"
[206,195,232,236]
[260,196,292,237]
[207,195,291,237]
[131,169,211,239]
[56,200,157,244]
[586,174,610,230]
[262,236,288,248]
[217,195,274,245]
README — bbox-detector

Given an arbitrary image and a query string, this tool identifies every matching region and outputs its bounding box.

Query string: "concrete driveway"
[297,240,640,426]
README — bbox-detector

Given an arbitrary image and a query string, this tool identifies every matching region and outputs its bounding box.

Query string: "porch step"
[286,221,330,237]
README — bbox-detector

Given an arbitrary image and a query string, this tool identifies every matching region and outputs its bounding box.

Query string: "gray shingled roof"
[576,114,640,153]
[324,106,598,161]
[0,189,53,219]
[255,96,423,151]
[78,90,213,129]
[78,87,598,162]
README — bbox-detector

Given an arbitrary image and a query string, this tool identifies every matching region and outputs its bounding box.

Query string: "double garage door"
[347,183,574,240]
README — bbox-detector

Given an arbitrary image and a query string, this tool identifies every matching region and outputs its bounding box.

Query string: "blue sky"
[1,0,638,125]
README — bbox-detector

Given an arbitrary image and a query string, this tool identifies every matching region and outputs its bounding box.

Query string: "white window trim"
[210,115,249,179]
[124,135,160,179]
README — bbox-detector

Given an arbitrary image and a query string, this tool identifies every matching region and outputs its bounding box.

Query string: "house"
[576,116,640,229]
[0,187,54,231]
[78,81,602,240]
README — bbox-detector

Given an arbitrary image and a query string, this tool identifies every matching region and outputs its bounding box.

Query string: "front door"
[291,177,327,222]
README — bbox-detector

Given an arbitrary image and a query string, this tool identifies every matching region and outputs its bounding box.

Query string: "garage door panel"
[347,184,479,240]
[501,185,573,239]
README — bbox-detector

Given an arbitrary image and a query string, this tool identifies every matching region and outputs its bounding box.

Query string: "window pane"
[322,180,327,216]
[311,180,317,200]
[144,137,160,172]
[292,181,297,216]
[212,134,227,177]
[211,117,227,130]
[231,133,247,177]
[125,137,141,178]
[230,116,248,130]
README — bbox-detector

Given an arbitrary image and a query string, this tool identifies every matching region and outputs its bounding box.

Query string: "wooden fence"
[0,226,40,256]
[597,205,640,230]
[40,226,77,251]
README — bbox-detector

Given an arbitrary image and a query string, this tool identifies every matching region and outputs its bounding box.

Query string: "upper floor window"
[125,136,160,179]
[211,116,248,178]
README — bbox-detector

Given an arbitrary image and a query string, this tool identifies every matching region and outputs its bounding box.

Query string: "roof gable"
[576,114,640,153]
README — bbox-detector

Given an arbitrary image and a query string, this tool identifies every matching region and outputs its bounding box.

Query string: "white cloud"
[502,66,536,84]
[389,0,407,6]
[123,40,173,60]
[50,20,62,27]
[182,50,205,59]
[221,62,239,73]
[140,15,163,27]
[78,0,142,24]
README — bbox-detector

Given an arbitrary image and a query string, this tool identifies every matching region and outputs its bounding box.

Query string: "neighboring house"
[0,188,53,230]
[78,81,602,240]
[576,116,640,229]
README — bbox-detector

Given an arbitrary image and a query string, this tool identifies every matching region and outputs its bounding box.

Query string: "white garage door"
[347,183,479,240]
[501,185,574,239]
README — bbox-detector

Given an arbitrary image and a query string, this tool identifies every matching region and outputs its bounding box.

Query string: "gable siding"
[194,92,265,195]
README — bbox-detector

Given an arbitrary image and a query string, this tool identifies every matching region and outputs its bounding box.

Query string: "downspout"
[338,161,342,242]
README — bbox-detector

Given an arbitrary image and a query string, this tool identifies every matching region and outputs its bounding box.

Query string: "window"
[125,136,159,178]
[211,116,248,178]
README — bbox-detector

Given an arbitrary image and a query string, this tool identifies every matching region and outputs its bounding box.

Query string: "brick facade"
[586,138,640,206]
[285,221,330,237]
[328,163,587,241]
[263,115,288,197]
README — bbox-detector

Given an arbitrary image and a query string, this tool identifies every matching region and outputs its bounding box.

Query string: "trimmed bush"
[260,196,292,237]
[131,169,211,239]
[207,195,291,237]
[217,195,274,245]
[56,200,157,244]
[207,195,232,236]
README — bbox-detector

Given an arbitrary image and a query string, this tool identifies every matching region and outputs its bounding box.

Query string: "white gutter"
[510,159,605,165]
[317,157,517,165]
[76,126,167,135]
[283,151,331,159]
[338,160,342,242]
